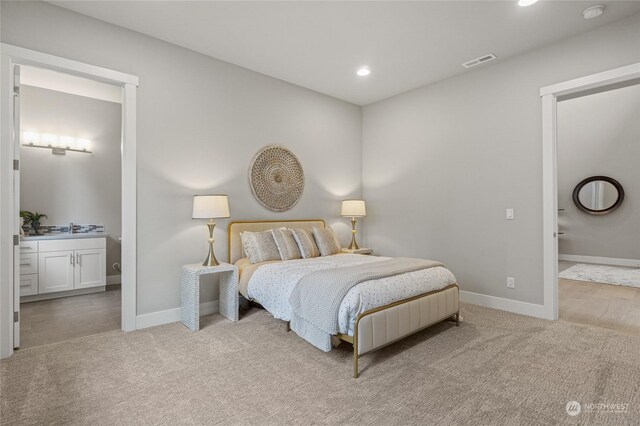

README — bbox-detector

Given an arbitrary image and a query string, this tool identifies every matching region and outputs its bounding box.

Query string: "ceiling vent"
[462,53,497,69]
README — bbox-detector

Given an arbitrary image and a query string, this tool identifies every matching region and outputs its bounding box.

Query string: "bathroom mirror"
[572,176,624,215]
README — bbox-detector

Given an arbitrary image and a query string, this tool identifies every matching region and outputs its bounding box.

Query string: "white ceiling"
[20,65,122,104]
[48,1,640,105]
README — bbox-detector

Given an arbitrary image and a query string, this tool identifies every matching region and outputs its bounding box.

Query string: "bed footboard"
[339,284,459,378]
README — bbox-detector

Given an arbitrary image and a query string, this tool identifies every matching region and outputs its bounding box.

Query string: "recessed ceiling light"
[583,5,604,19]
[357,67,371,77]
[518,0,539,6]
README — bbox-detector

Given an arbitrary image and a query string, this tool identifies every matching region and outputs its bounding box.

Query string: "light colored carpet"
[3,304,640,425]
[560,264,640,288]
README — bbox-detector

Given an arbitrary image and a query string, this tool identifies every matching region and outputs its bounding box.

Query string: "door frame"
[0,43,139,358]
[539,61,640,321]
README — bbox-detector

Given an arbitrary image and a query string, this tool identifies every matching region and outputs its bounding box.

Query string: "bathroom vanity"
[20,234,107,301]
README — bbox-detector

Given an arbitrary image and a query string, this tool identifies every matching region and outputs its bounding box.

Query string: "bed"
[228,219,460,378]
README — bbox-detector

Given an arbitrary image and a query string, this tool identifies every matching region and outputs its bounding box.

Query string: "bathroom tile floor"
[18,285,121,349]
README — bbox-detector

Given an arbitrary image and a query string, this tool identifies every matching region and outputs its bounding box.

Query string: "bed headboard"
[227,219,325,264]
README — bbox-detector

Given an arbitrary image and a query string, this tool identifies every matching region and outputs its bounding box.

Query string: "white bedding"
[246,254,457,335]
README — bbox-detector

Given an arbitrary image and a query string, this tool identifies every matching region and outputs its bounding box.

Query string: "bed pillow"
[240,230,282,264]
[312,227,342,257]
[271,228,302,260]
[291,228,320,259]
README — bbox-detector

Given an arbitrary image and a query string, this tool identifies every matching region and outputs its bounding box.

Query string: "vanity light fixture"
[76,139,92,151]
[22,131,41,145]
[518,0,539,6]
[21,132,92,155]
[357,67,371,77]
[60,136,77,150]
[40,133,59,147]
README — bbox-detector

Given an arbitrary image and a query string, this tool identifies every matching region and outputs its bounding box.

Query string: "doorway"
[556,83,640,334]
[0,44,138,358]
[540,62,640,322]
[17,65,123,348]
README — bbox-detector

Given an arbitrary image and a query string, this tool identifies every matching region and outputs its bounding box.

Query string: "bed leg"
[354,350,359,379]
[286,321,290,332]
[456,312,460,327]
[353,325,359,379]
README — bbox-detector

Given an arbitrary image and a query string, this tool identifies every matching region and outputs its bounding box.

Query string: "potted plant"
[20,211,31,229]
[21,211,47,234]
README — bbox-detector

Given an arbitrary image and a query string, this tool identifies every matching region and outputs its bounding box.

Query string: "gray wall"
[558,84,640,260]
[20,86,122,277]
[1,1,362,315]
[362,14,640,305]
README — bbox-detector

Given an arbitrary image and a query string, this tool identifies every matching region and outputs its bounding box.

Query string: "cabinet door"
[74,248,106,289]
[38,251,74,293]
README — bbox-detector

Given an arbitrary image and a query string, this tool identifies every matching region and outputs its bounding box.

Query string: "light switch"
[506,209,515,220]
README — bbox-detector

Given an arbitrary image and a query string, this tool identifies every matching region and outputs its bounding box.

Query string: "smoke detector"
[462,53,497,69]
[583,5,604,20]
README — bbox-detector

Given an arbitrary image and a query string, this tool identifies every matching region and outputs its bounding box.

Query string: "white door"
[38,251,74,293]
[12,64,21,348]
[74,249,106,289]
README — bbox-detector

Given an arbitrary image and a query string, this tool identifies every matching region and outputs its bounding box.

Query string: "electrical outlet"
[506,209,515,220]
[507,277,515,289]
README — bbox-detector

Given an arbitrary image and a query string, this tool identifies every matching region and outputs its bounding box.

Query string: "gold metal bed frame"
[228,219,460,378]
[337,284,459,378]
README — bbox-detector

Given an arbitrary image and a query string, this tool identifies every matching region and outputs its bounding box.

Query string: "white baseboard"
[559,254,640,268]
[106,275,121,285]
[459,290,546,319]
[137,292,547,329]
[21,286,105,303]
[135,300,219,330]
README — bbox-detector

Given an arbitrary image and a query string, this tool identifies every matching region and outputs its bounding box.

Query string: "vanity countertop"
[21,233,109,241]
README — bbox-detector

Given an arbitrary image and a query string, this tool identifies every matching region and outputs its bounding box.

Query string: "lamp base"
[202,221,220,267]
[348,217,360,250]
[202,245,220,267]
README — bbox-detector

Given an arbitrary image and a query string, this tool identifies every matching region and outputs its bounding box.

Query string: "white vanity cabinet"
[74,248,106,289]
[19,241,39,296]
[19,274,38,297]
[20,237,106,298]
[38,250,75,294]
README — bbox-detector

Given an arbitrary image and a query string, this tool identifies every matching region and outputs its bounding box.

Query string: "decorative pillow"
[240,230,282,264]
[271,228,302,260]
[291,228,320,259]
[312,227,342,257]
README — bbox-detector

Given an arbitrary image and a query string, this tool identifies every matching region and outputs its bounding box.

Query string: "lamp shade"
[341,199,366,217]
[192,195,230,219]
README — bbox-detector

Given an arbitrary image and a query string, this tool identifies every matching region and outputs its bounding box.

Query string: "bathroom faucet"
[69,222,74,234]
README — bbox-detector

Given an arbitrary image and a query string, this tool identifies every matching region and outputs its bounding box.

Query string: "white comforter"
[246,254,456,335]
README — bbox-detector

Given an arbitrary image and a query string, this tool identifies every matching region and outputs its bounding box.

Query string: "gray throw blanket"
[289,257,444,352]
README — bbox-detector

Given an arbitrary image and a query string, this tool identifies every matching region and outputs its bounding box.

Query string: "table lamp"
[341,199,366,250]
[192,195,230,266]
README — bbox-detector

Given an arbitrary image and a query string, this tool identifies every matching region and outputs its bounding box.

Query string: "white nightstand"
[341,248,373,255]
[180,263,238,331]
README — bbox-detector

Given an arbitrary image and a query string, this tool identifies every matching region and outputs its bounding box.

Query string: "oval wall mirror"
[572,176,624,215]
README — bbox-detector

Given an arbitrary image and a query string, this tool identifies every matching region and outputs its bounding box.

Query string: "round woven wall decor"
[249,145,304,212]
